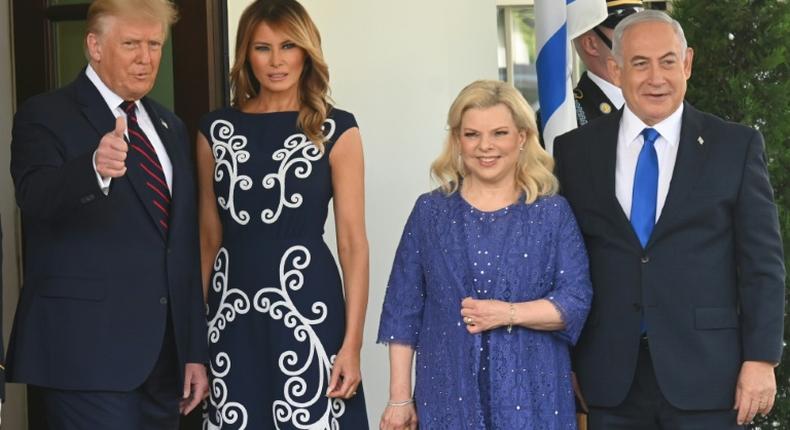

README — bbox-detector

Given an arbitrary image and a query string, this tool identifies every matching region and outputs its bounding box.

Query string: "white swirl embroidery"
[207,248,251,344]
[206,352,249,430]
[205,248,251,429]
[211,119,253,225]
[253,245,346,429]
[260,119,336,224]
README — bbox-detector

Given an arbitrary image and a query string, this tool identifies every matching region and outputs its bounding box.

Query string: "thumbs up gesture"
[95,116,129,178]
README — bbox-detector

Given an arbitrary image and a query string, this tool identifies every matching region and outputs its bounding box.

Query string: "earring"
[519,145,525,151]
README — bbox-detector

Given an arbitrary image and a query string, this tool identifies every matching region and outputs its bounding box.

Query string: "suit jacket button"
[80,194,95,204]
[160,297,168,305]
[641,256,650,264]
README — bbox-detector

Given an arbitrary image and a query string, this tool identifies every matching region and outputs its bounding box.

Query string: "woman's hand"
[460,297,510,334]
[380,402,418,430]
[327,346,362,399]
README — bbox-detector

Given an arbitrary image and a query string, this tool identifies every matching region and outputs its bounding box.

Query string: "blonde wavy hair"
[431,80,558,204]
[230,0,330,148]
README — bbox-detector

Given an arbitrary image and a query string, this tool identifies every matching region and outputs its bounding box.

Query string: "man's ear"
[579,33,601,57]
[86,32,102,62]
[683,47,694,80]
[607,56,622,87]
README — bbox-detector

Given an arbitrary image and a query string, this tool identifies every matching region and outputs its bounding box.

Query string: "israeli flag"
[536,0,607,154]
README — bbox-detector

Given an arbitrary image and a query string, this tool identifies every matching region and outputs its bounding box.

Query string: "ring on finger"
[464,316,474,325]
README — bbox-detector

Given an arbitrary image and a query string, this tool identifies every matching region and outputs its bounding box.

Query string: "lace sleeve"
[545,199,592,345]
[377,198,427,347]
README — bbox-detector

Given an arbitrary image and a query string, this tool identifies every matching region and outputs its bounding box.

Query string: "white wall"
[227,1,498,427]
[1,0,26,428]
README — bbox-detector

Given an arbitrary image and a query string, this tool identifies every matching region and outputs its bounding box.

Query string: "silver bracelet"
[387,398,415,407]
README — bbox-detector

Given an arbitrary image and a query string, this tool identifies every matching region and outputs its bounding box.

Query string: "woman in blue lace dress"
[378,80,592,430]
[197,1,369,428]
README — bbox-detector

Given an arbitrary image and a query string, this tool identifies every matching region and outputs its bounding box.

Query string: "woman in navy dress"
[378,80,592,429]
[197,1,369,428]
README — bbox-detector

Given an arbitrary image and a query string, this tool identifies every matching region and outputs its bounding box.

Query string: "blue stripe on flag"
[536,23,567,124]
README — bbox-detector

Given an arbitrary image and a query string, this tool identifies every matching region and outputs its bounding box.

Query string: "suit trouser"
[588,337,744,430]
[40,314,181,430]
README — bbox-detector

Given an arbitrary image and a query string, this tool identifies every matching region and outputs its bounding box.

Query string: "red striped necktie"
[120,101,171,235]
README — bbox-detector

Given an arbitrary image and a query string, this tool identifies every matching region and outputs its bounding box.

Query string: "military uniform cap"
[600,0,644,28]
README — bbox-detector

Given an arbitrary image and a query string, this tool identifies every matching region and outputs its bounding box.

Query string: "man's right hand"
[95,116,128,178]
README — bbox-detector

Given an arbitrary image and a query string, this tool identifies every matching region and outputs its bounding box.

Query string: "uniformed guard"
[572,0,643,126]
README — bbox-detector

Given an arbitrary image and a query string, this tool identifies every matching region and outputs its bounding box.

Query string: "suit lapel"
[75,72,116,139]
[141,98,176,159]
[648,103,708,246]
[141,98,181,241]
[141,97,179,193]
[590,111,643,249]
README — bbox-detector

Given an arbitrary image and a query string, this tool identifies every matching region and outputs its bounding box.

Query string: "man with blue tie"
[7,0,208,428]
[555,10,785,429]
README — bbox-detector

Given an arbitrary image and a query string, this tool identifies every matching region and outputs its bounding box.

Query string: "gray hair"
[612,9,688,65]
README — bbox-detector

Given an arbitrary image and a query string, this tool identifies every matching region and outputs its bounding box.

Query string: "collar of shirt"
[620,103,684,149]
[587,71,625,110]
[85,65,155,136]
[86,65,135,114]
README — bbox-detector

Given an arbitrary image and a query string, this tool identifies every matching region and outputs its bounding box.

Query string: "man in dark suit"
[572,0,643,126]
[7,0,208,428]
[555,10,785,429]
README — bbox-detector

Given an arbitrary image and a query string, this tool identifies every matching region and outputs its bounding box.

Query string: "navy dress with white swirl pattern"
[199,107,369,430]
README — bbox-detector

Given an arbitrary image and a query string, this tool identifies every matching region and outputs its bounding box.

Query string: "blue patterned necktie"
[630,128,660,248]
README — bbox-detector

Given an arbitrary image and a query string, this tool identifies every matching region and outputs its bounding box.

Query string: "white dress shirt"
[87,65,173,195]
[615,104,684,222]
[587,71,625,110]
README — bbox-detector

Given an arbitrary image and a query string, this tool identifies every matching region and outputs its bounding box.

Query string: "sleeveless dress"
[200,107,369,429]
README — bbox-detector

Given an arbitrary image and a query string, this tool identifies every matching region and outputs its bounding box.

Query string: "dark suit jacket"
[6,70,208,391]
[554,102,785,410]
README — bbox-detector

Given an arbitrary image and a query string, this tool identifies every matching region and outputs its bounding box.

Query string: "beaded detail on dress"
[378,191,592,429]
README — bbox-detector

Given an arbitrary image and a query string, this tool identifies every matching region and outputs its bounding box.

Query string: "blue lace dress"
[378,191,591,429]
[200,107,369,429]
